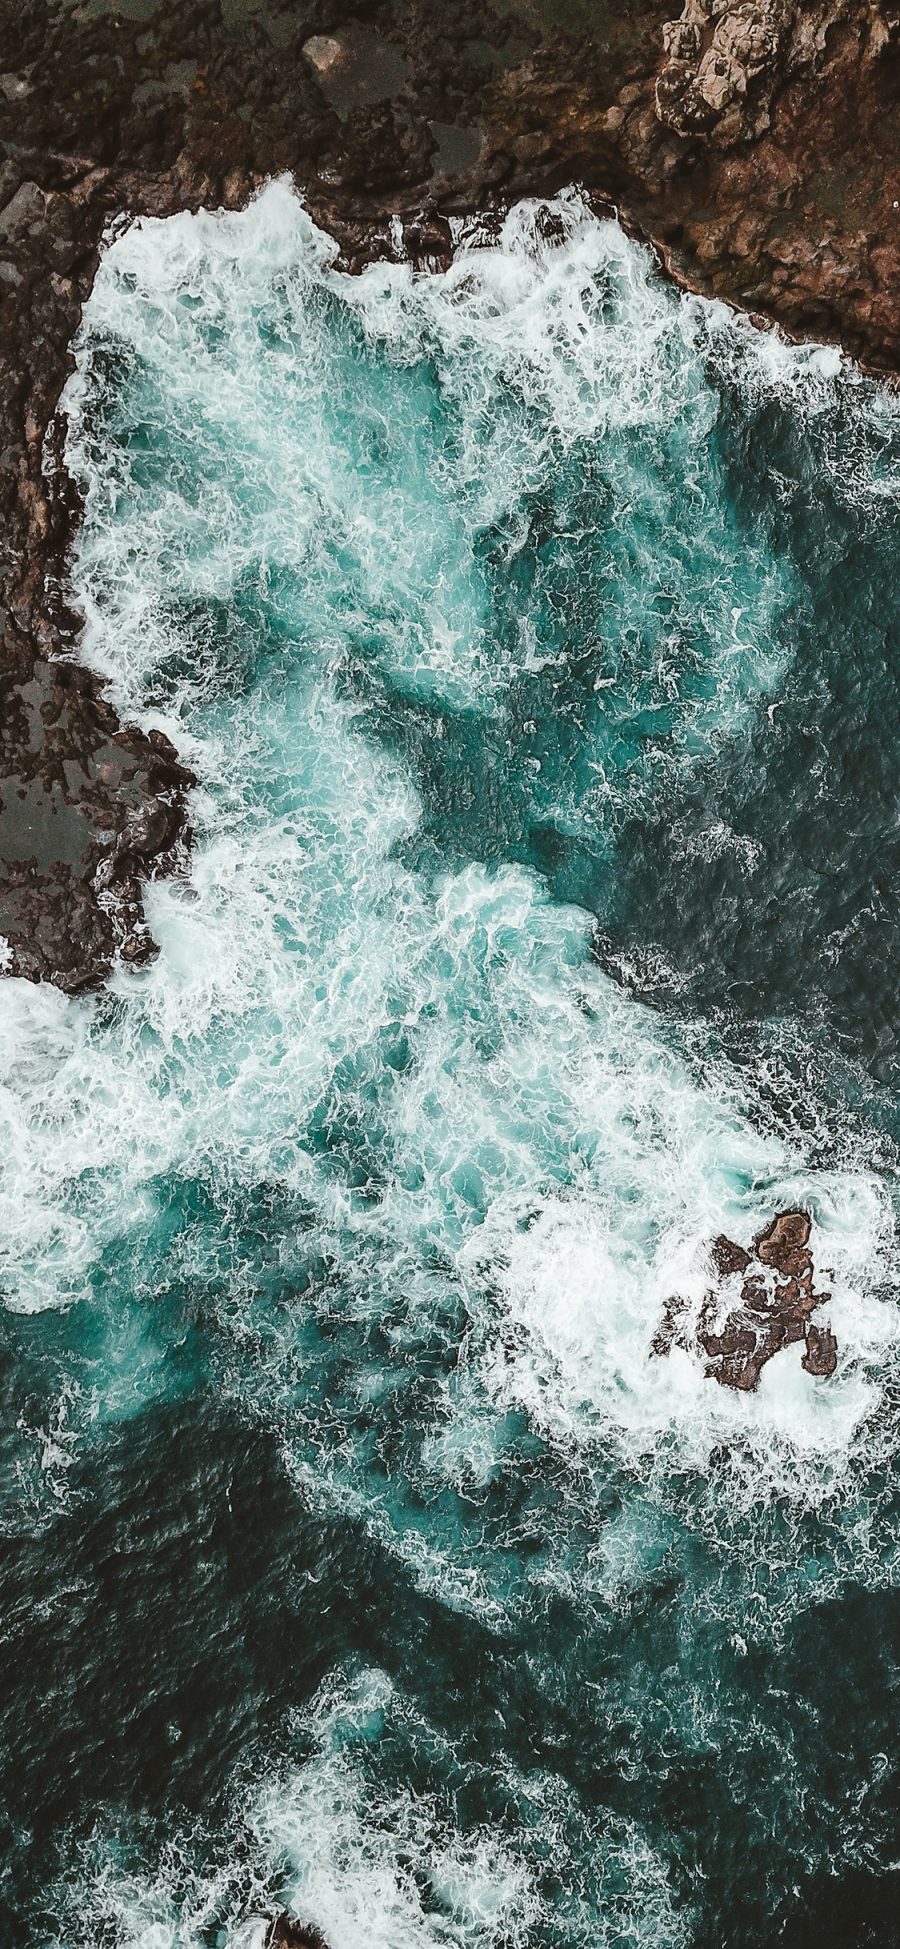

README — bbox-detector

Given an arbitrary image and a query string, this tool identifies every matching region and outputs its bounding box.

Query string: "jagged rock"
[651,1290,691,1356]
[0,179,45,240]
[114,799,184,864]
[4,0,900,991]
[655,1208,838,1390]
[711,1234,752,1276]
[802,1321,838,1376]
[266,1914,330,1949]
[400,210,454,271]
[302,37,345,79]
[655,1,837,144]
[739,1272,769,1310]
[714,1315,787,1390]
[756,1209,811,1264]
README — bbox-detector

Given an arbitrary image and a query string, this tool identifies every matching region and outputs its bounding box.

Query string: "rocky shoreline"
[2,0,899,988]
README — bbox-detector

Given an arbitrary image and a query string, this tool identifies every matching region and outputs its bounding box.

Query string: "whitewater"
[1,180,899,1947]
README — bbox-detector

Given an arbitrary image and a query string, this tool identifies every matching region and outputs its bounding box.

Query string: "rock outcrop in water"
[2,0,900,987]
[654,1209,838,1389]
[266,1914,329,1949]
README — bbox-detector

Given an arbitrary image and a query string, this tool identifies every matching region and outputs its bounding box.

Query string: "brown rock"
[401,210,455,271]
[774,1276,823,1320]
[651,1291,691,1356]
[781,1312,807,1348]
[780,1248,814,1280]
[5,1,900,993]
[266,1915,330,1949]
[707,1311,785,1389]
[711,1350,762,1390]
[711,1234,751,1277]
[739,1273,769,1311]
[802,1322,838,1377]
[662,1205,839,1391]
[700,1316,756,1361]
[756,1210,812,1269]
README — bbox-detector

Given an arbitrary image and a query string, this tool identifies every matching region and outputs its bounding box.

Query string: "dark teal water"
[1,184,899,1948]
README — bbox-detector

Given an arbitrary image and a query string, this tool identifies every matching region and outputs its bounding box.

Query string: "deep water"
[1,183,900,1948]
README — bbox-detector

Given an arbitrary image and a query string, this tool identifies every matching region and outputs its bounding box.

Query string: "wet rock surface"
[654,1210,839,1389]
[0,645,194,988]
[2,0,900,988]
[266,1914,330,1949]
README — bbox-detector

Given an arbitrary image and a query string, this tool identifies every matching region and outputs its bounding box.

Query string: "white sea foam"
[18,172,900,1949]
[2,178,897,1546]
[56,1664,691,1949]
[248,1727,686,1949]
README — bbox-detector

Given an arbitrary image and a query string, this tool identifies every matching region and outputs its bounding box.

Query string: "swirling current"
[1,181,900,1947]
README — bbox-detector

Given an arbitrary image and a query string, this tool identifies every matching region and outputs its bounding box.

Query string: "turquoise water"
[2,182,900,1946]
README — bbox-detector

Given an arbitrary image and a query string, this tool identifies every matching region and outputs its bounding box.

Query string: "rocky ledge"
[2,0,900,988]
[653,1209,838,1390]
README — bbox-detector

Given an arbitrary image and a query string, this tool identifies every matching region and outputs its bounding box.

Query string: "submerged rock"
[650,1290,692,1358]
[654,1208,838,1390]
[710,1234,752,1278]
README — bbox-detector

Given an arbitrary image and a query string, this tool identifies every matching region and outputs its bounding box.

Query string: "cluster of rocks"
[2,0,900,989]
[656,0,836,142]
[0,649,195,988]
[653,1210,838,1391]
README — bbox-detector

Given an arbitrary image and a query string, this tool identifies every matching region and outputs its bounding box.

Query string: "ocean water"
[1,180,900,1946]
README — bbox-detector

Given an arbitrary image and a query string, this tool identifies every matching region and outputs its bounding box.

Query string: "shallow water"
[1,181,900,1947]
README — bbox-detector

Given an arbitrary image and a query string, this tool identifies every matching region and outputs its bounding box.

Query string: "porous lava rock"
[653,1208,838,1388]
[3,0,900,988]
[655,0,843,145]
